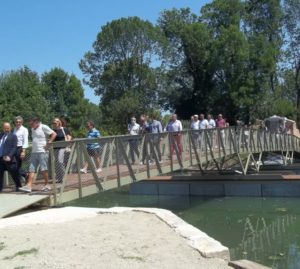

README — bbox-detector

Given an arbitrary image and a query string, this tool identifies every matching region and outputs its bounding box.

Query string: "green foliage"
[0,66,99,138]
[0,67,52,122]
[80,16,165,132]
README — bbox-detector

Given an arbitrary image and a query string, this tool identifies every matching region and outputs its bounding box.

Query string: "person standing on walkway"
[13,116,29,183]
[128,116,140,165]
[216,114,227,148]
[166,114,183,158]
[207,114,216,149]
[149,114,163,163]
[19,116,57,193]
[139,115,151,165]
[0,122,22,192]
[52,118,72,183]
[80,120,102,174]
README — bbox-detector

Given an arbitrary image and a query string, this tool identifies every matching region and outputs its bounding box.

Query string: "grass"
[4,248,39,260]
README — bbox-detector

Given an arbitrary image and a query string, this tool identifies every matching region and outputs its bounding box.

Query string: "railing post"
[75,143,83,199]
[115,138,121,187]
[49,145,57,206]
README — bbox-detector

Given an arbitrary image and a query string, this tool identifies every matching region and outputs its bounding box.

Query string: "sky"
[0,0,210,104]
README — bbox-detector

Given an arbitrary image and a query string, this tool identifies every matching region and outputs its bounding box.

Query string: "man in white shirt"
[190,114,200,146]
[199,114,208,129]
[13,116,29,182]
[199,114,208,150]
[166,114,183,158]
[190,115,200,130]
[207,114,216,149]
[207,114,216,129]
[128,117,140,165]
[19,116,57,193]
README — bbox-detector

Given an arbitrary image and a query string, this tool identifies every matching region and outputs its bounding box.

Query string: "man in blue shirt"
[80,121,102,174]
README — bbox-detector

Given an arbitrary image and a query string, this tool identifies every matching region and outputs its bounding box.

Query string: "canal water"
[65,188,300,269]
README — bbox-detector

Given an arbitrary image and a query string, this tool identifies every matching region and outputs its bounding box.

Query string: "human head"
[131,117,136,124]
[14,116,24,128]
[140,115,146,123]
[207,114,212,120]
[171,114,177,121]
[2,122,11,133]
[218,114,223,120]
[193,115,198,121]
[199,114,205,120]
[52,118,62,129]
[29,116,40,129]
[86,120,94,130]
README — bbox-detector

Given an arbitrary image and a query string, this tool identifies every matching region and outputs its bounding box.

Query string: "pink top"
[216,119,226,128]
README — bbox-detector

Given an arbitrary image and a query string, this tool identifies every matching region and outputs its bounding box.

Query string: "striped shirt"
[87,128,100,149]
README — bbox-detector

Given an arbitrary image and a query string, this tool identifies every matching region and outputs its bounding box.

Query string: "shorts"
[29,152,49,172]
[87,147,101,157]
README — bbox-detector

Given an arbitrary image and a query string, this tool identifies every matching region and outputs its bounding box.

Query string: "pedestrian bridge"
[2,126,300,210]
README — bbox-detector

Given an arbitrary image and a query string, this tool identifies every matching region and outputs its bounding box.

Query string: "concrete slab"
[0,193,48,218]
[129,182,158,195]
[225,183,262,197]
[190,183,224,196]
[262,182,300,197]
[158,182,189,195]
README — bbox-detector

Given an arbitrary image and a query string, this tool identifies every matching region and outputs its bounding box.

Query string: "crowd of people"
[0,112,231,193]
[0,116,103,193]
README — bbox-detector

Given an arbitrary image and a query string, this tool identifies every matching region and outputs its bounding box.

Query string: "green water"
[65,188,300,269]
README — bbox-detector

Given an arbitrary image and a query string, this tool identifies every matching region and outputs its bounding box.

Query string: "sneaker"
[139,161,144,165]
[96,168,102,173]
[41,185,51,192]
[19,185,32,193]
[80,168,87,174]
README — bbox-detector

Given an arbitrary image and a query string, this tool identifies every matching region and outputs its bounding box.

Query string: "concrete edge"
[0,206,230,261]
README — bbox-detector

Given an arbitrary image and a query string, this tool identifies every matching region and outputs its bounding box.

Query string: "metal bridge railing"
[4,126,300,204]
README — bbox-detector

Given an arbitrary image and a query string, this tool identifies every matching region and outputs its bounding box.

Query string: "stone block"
[129,182,158,195]
[224,183,261,197]
[262,183,300,197]
[190,183,224,196]
[158,182,189,195]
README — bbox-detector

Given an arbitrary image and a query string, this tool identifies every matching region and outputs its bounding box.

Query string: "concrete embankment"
[0,207,231,269]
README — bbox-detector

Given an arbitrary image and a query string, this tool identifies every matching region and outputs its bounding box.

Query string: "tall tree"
[41,68,98,134]
[158,8,217,118]
[283,0,300,126]
[243,0,284,119]
[79,17,165,132]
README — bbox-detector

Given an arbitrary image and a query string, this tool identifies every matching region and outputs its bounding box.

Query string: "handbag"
[61,127,71,152]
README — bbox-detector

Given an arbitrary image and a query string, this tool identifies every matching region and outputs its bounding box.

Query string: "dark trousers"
[16,147,27,178]
[151,139,162,162]
[129,139,139,164]
[0,158,21,191]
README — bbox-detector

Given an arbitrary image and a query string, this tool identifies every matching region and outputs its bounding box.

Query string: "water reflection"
[65,192,300,268]
[231,215,298,269]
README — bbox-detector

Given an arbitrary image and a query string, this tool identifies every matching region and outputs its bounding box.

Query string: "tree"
[158,8,218,118]
[41,68,100,136]
[0,66,51,122]
[283,0,300,127]
[79,17,165,130]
